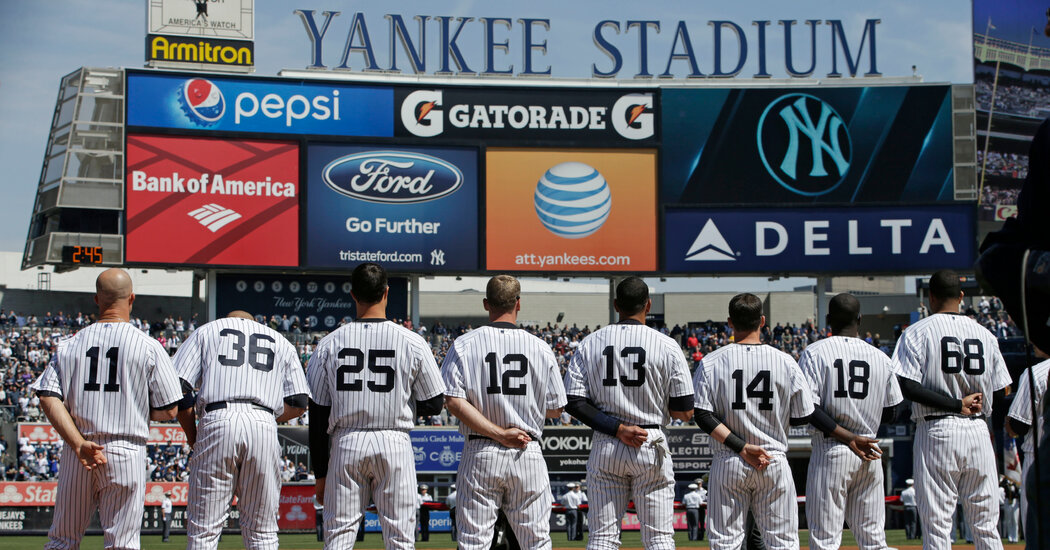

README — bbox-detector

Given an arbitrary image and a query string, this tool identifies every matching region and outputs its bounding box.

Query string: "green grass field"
[0,530,1026,549]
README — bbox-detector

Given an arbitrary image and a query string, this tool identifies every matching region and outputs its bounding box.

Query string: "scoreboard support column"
[410,275,421,329]
[816,276,828,333]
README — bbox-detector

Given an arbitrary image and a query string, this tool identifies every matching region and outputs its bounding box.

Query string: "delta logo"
[178,79,225,127]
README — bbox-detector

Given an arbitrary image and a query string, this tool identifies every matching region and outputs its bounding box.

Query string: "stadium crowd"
[977,150,1030,180]
[976,76,1050,118]
[0,298,1023,482]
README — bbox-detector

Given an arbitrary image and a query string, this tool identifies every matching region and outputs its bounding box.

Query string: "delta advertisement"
[214,273,410,328]
[485,148,657,272]
[126,71,392,136]
[305,144,479,272]
[125,134,299,267]
[395,87,657,144]
[663,204,976,274]
[661,86,956,206]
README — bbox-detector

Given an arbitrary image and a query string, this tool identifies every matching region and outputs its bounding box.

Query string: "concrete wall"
[663,291,816,328]
[0,288,202,323]
[420,291,611,328]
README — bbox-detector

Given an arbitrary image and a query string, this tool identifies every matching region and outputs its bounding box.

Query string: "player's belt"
[205,400,274,414]
[468,433,541,442]
[923,414,984,422]
[638,424,662,429]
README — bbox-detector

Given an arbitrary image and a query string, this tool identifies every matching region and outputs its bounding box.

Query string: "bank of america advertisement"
[486,148,657,272]
[663,205,975,274]
[126,135,298,267]
[305,144,479,271]
[662,86,955,206]
[126,71,392,136]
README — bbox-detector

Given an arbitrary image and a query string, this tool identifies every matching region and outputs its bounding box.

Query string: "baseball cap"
[567,482,577,488]
[419,484,429,490]
[688,483,698,490]
[905,479,914,485]
[450,484,456,489]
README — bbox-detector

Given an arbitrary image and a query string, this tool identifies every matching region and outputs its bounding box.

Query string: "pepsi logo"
[178,79,225,126]
[534,162,612,239]
[322,151,463,204]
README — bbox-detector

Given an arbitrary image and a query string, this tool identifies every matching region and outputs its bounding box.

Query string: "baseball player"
[447,483,458,541]
[1005,351,1048,533]
[417,484,433,541]
[307,262,445,549]
[174,310,310,550]
[30,268,183,550]
[563,276,693,549]
[562,483,585,541]
[441,274,567,550]
[683,483,703,541]
[693,293,879,550]
[892,269,1012,550]
[161,491,173,542]
[901,479,919,539]
[800,293,903,550]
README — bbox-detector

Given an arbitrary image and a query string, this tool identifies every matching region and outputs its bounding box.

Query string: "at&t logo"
[757,94,852,196]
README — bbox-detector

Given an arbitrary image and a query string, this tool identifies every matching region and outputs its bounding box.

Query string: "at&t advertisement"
[485,148,657,272]
[305,144,479,271]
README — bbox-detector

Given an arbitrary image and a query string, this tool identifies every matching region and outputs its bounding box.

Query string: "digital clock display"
[61,246,104,265]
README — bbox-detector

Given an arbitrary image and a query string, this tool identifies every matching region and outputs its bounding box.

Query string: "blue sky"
[0,0,973,267]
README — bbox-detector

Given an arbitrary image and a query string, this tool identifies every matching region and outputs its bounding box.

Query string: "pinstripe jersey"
[30,322,182,441]
[799,336,903,438]
[1007,358,1049,454]
[693,343,813,455]
[892,313,1012,421]
[173,317,309,412]
[441,324,567,437]
[307,319,443,432]
[563,321,693,426]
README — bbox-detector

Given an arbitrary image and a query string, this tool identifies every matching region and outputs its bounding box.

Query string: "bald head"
[226,310,254,320]
[95,268,133,305]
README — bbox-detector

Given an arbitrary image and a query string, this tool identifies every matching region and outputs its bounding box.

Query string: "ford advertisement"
[126,71,393,136]
[305,144,479,272]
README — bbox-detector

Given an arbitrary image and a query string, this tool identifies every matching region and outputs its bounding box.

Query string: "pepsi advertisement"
[305,144,479,272]
[663,204,976,275]
[126,71,393,136]
[215,273,409,329]
[661,86,955,205]
[411,429,465,473]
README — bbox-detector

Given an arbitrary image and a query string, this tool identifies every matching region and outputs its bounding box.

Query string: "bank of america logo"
[685,219,735,261]
[188,204,242,232]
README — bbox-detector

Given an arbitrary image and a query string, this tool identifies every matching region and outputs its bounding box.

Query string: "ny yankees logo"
[430,249,446,266]
[757,94,853,197]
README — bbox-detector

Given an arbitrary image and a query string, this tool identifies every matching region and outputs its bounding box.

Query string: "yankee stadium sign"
[286,1,974,83]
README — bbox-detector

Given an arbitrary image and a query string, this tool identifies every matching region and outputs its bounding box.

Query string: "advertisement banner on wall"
[540,428,710,474]
[661,86,955,206]
[411,429,465,473]
[215,274,410,328]
[126,134,298,267]
[396,88,657,145]
[149,0,253,41]
[485,148,657,272]
[146,35,255,68]
[126,72,392,136]
[663,204,976,274]
[305,144,479,272]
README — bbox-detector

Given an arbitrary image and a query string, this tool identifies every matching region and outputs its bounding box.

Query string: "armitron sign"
[147,35,254,67]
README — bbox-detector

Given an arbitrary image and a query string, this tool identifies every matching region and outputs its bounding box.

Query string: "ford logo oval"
[322,151,463,203]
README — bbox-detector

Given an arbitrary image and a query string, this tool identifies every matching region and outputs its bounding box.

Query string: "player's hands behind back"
[961,393,983,416]
[77,440,107,470]
[847,436,883,462]
[739,444,772,470]
[496,427,532,449]
[616,424,648,448]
